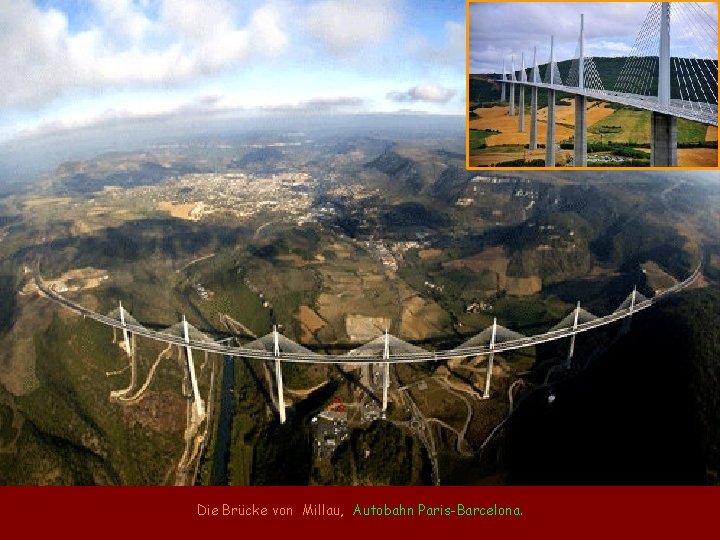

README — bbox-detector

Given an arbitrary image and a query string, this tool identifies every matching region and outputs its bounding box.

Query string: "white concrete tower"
[483,318,498,399]
[119,300,131,357]
[566,302,581,369]
[273,325,286,424]
[501,58,507,102]
[651,2,677,166]
[530,46,539,150]
[518,52,525,132]
[509,55,516,116]
[546,36,557,167]
[182,315,205,420]
[574,13,588,166]
[382,329,390,415]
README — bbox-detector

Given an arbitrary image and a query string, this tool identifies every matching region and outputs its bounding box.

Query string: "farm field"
[470,100,717,166]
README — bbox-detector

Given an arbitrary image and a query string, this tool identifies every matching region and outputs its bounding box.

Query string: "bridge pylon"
[652,3,678,166]
[518,52,526,132]
[500,58,507,102]
[119,300,132,357]
[483,318,498,399]
[182,315,205,421]
[530,46,539,150]
[545,36,556,167]
[574,14,588,166]
[566,301,581,369]
[273,325,286,424]
[509,55,516,116]
[382,329,390,416]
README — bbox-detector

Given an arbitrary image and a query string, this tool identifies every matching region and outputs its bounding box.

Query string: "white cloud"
[387,83,456,104]
[304,0,400,54]
[0,0,288,109]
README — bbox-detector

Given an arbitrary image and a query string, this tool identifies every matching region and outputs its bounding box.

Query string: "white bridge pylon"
[182,315,205,421]
[348,331,425,414]
[460,317,524,399]
[243,327,319,424]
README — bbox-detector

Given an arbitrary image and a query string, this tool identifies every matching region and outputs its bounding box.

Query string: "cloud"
[0,0,288,109]
[15,92,365,139]
[304,0,400,55]
[387,83,456,104]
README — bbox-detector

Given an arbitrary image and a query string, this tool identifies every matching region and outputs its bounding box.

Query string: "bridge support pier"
[529,87,538,149]
[651,112,677,166]
[119,301,132,357]
[382,330,390,416]
[273,326,286,424]
[566,302,580,369]
[500,81,506,103]
[545,90,556,167]
[182,315,205,421]
[509,83,515,116]
[518,87,525,132]
[483,318,498,399]
[574,95,587,166]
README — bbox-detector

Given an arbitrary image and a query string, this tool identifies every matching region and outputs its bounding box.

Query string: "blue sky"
[0,0,465,143]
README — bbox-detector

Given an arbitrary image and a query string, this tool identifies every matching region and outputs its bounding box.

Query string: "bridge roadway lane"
[502,80,718,126]
[34,261,701,364]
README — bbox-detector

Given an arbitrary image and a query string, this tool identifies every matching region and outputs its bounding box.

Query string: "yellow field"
[677,148,718,167]
[22,197,72,208]
[470,100,614,148]
[551,99,616,126]
[468,148,573,167]
[157,201,205,220]
[706,125,718,142]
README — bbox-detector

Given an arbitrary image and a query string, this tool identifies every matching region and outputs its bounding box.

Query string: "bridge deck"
[34,262,702,364]
[500,80,718,126]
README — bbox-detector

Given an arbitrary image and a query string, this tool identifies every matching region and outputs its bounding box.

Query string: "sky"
[0,0,465,145]
[470,2,718,74]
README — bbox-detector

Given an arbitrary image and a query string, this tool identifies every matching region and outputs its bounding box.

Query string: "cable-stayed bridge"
[34,260,701,425]
[495,2,718,166]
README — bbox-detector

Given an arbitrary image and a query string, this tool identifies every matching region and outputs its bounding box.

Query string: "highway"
[513,81,718,126]
[34,260,701,364]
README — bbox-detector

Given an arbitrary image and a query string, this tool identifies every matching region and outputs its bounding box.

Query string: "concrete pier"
[518,53,525,132]
[546,90,556,167]
[574,95,587,166]
[530,87,538,149]
[651,112,678,166]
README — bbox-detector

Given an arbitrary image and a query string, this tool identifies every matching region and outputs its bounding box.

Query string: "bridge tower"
[182,315,205,421]
[545,36,556,167]
[529,46,539,150]
[500,58,507,102]
[622,285,638,334]
[566,302,581,369]
[509,56,516,116]
[119,300,132,357]
[382,329,390,416]
[574,14,588,166]
[651,2,677,166]
[518,52,526,132]
[273,326,286,424]
[483,318,498,399]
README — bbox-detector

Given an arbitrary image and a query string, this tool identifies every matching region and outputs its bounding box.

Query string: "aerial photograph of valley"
[0,0,719,491]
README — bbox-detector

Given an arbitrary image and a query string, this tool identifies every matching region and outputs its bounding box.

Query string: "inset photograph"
[468,1,719,168]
